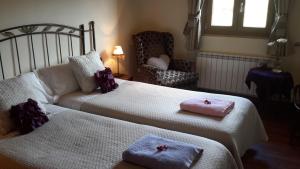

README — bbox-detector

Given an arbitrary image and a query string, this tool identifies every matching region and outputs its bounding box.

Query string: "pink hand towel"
[180,98,235,117]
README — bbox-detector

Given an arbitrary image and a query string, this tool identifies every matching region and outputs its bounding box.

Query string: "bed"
[0,104,238,169]
[57,79,268,169]
[0,21,264,169]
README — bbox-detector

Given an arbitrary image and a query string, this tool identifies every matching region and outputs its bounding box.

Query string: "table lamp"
[112,46,124,76]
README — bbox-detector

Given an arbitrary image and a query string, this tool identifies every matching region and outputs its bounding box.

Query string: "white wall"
[131,0,269,57]
[115,0,139,75]
[0,0,120,76]
[132,0,189,58]
[1,0,299,83]
[129,0,300,83]
[284,0,300,84]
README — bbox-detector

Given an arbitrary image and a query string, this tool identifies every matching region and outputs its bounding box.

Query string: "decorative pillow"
[36,64,80,102]
[0,72,48,135]
[10,99,48,134]
[94,67,118,93]
[146,54,170,70]
[69,51,105,93]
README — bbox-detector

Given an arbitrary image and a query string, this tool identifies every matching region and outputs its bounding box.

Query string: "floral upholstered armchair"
[133,31,198,89]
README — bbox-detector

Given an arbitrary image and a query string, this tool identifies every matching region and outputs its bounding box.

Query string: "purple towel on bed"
[122,135,203,169]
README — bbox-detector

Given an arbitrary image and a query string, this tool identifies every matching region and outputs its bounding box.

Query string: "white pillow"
[36,64,80,102]
[69,51,105,93]
[0,72,48,135]
[147,54,170,70]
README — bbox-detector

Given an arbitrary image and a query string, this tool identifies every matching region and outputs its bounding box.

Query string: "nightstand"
[113,74,133,81]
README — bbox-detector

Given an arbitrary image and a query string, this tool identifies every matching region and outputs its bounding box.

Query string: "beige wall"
[0,0,120,75]
[131,0,268,57]
[115,0,139,75]
[129,0,300,83]
[0,0,299,83]
[284,0,300,84]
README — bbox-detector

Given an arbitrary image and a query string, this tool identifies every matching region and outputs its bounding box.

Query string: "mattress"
[0,104,237,169]
[58,80,268,169]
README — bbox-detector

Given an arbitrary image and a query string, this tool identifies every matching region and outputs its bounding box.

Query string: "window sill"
[203,33,269,40]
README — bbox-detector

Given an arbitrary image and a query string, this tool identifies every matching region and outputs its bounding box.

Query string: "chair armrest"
[170,59,196,72]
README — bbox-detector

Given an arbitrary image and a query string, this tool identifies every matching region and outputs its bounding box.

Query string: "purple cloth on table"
[122,135,203,169]
[94,67,118,93]
[10,99,49,134]
[245,67,294,100]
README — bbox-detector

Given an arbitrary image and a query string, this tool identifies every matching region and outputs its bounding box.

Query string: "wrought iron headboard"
[0,21,96,80]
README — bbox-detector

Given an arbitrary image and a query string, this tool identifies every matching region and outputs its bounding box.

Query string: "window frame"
[203,0,274,38]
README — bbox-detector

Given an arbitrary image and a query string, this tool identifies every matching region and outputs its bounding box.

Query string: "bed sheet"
[58,80,268,169]
[0,104,237,169]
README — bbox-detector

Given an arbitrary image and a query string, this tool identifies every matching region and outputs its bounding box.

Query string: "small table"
[113,73,133,81]
[245,67,294,100]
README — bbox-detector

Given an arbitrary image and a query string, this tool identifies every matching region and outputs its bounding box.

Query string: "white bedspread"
[0,104,237,169]
[58,80,268,169]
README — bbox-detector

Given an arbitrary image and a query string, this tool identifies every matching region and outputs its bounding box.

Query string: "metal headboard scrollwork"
[0,21,96,80]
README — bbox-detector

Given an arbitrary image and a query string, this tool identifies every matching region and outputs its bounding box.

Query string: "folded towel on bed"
[122,135,203,169]
[180,98,235,117]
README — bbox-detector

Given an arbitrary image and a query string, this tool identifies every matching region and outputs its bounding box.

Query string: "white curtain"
[183,0,205,51]
[268,0,291,56]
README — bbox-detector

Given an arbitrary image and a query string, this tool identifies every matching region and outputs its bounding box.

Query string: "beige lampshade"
[112,46,124,56]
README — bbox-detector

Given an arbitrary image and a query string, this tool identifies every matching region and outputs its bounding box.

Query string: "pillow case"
[10,98,48,134]
[69,51,105,93]
[147,54,170,70]
[0,72,48,135]
[36,64,79,102]
[94,67,118,93]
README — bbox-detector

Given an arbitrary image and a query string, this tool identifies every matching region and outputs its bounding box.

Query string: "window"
[204,0,273,37]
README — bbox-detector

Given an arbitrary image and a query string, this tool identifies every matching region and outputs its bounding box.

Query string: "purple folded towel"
[122,135,203,169]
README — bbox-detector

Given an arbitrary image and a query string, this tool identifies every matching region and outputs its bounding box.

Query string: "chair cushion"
[156,70,198,87]
[147,55,170,71]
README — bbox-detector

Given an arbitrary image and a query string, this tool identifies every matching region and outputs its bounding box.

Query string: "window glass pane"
[211,0,235,27]
[243,0,269,28]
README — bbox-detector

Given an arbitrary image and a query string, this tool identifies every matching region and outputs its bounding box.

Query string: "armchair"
[133,31,198,89]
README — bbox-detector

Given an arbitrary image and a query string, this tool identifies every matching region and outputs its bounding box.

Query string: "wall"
[132,0,189,58]
[132,0,269,57]
[130,0,300,83]
[0,0,299,82]
[284,0,300,84]
[115,0,139,75]
[0,0,120,76]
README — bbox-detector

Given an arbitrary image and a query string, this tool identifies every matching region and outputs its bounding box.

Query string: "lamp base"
[272,68,282,73]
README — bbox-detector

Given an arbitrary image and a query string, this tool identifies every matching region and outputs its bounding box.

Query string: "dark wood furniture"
[290,85,300,145]
[114,74,133,81]
[246,67,294,101]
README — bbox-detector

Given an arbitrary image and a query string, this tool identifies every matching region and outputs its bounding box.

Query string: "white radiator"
[196,52,274,96]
